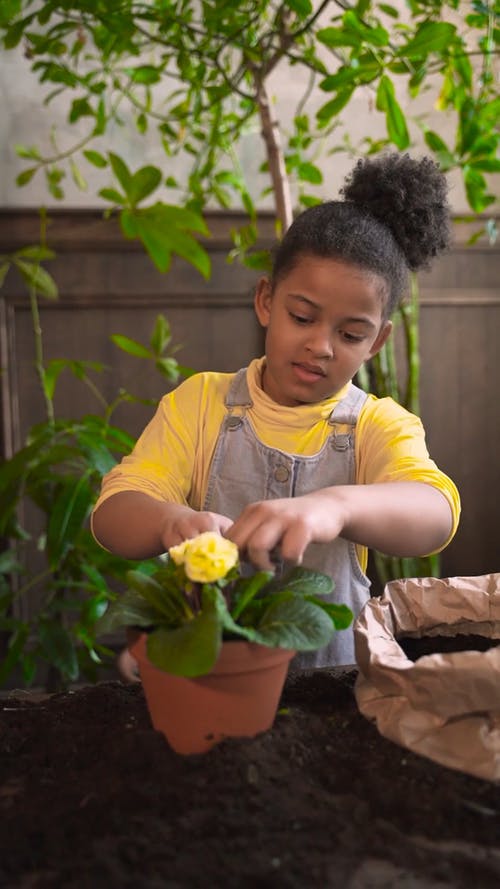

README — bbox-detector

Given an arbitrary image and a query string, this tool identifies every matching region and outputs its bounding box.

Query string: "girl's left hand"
[226,494,346,570]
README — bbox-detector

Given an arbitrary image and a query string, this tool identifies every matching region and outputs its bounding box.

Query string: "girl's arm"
[92,491,232,559]
[226,482,453,571]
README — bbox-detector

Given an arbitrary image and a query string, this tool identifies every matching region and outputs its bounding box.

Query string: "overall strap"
[327,383,368,452]
[223,367,253,430]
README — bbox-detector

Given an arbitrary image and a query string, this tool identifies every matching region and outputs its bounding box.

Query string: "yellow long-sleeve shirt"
[93,357,460,572]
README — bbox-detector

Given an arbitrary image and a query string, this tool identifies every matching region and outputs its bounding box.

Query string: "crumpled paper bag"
[353,573,500,782]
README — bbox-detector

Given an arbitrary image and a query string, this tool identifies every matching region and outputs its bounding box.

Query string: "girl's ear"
[368,320,393,358]
[254,277,272,328]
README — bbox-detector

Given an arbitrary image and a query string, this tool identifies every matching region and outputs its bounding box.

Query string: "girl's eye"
[341,331,364,343]
[290,312,311,325]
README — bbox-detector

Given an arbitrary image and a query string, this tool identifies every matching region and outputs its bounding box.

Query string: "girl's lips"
[291,362,326,383]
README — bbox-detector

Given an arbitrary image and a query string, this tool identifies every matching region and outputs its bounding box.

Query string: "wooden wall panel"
[1,209,499,591]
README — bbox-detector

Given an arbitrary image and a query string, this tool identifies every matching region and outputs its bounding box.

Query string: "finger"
[216,515,234,535]
[279,522,311,564]
[117,648,141,684]
[243,518,288,569]
[226,504,268,547]
[245,545,275,571]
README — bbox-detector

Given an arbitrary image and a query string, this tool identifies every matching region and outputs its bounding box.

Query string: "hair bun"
[341,153,451,270]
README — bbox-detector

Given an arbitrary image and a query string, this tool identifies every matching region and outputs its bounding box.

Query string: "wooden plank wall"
[1,209,499,595]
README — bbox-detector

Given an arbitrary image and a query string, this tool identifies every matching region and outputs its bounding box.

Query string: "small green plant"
[96,531,353,677]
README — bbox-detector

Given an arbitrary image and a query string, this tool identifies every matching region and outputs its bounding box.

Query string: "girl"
[92,152,460,668]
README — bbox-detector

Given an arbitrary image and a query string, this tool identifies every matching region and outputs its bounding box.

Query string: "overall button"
[274,465,290,483]
[226,416,243,430]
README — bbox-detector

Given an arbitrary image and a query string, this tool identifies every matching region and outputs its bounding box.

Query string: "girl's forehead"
[273,254,389,319]
[279,256,386,298]
[282,253,378,280]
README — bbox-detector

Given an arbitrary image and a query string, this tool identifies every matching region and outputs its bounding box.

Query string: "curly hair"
[271,153,451,317]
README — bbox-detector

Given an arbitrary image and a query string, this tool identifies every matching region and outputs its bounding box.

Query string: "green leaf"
[397,21,457,59]
[0,262,9,287]
[306,599,353,630]
[378,4,399,18]
[128,165,162,207]
[125,570,182,622]
[70,159,87,191]
[110,334,151,358]
[15,143,41,160]
[149,204,209,236]
[160,225,211,278]
[284,0,313,15]
[470,158,500,173]
[83,149,108,169]
[95,589,160,635]
[136,112,148,134]
[4,17,29,49]
[108,152,132,195]
[16,167,37,187]
[15,245,55,261]
[376,76,410,149]
[38,621,79,681]
[126,65,162,85]
[230,571,274,621]
[0,548,22,574]
[297,162,323,185]
[14,259,58,299]
[317,27,359,49]
[255,597,335,651]
[343,10,389,47]
[46,473,94,567]
[274,566,334,597]
[42,358,69,400]
[317,88,354,124]
[150,314,171,355]
[146,599,222,677]
[423,130,449,154]
[124,205,211,278]
[74,431,116,474]
[92,98,106,136]
[155,357,179,380]
[320,68,361,91]
[69,97,93,123]
[463,167,494,213]
[99,187,126,205]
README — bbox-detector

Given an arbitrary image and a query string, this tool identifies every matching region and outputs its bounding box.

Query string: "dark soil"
[398,633,500,660]
[1,669,499,889]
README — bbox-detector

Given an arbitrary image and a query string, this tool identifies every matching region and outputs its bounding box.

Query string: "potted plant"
[96,531,352,754]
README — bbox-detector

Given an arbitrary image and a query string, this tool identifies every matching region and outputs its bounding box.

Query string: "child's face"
[254,254,392,406]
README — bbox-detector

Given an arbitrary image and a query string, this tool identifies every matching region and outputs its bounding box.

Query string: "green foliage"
[96,556,352,678]
[0,242,188,689]
[2,1,498,254]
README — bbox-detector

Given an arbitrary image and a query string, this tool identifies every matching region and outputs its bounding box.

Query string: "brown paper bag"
[353,573,500,781]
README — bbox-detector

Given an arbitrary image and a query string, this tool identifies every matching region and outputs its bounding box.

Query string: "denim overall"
[203,368,371,668]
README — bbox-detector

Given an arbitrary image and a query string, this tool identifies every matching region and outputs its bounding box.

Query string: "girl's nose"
[305,329,334,359]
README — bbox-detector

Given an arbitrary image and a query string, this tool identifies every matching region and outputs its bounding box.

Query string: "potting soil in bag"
[353,573,500,781]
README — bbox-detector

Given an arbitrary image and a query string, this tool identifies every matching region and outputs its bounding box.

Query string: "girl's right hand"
[92,492,233,560]
[159,504,233,550]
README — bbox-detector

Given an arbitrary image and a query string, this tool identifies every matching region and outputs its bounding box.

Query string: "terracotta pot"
[128,631,295,755]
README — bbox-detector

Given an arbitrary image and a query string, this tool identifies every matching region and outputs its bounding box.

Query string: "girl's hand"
[92,491,233,560]
[227,482,453,571]
[226,494,345,570]
[159,504,233,550]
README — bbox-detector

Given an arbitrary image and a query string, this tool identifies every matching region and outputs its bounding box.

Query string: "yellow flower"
[169,532,239,583]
